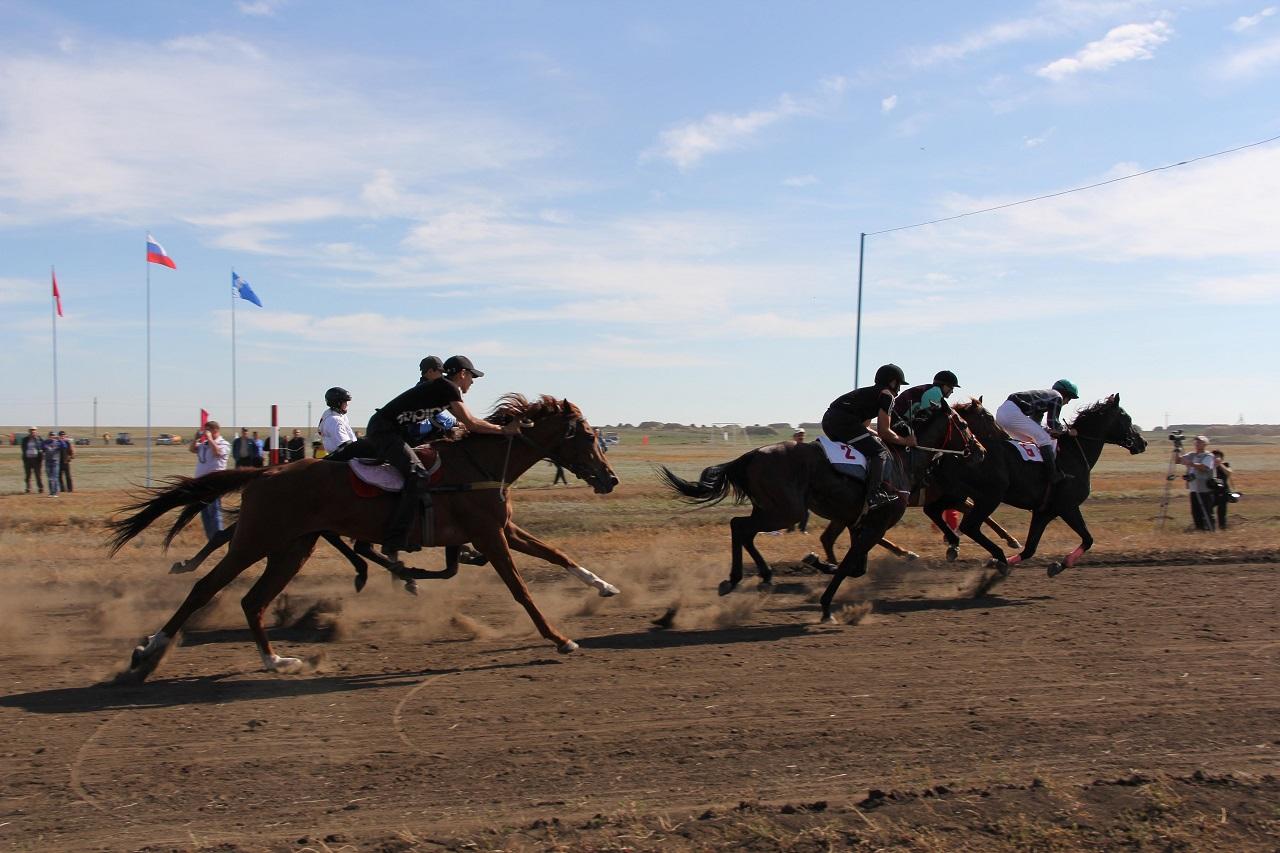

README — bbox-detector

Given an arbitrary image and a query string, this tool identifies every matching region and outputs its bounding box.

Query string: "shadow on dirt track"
[579,622,815,650]
[0,656,564,715]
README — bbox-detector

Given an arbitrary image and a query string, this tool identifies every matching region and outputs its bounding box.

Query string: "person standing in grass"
[41,431,62,497]
[21,427,44,493]
[57,430,74,493]
[1211,449,1233,531]
[189,420,231,540]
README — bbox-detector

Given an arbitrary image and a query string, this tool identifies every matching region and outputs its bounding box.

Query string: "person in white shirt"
[319,387,357,453]
[1175,434,1217,531]
[189,420,231,540]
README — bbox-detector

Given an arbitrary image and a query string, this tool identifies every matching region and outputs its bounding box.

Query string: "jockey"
[318,387,357,454]
[333,355,520,566]
[995,379,1079,484]
[822,363,917,521]
[411,356,456,442]
[892,370,960,424]
[419,355,443,382]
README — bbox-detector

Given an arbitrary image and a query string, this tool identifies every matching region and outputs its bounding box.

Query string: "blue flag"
[232,271,263,308]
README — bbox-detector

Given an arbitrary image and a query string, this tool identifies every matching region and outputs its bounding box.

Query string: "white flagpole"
[146,238,153,487]
[51,266,58,431]
[232,271,238,429]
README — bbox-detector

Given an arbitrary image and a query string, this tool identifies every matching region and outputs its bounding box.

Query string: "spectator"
[21,427,44,494]
[285,428,306,462]
[253,431,266,466]
[232,428,255,468]
[41,431,62,497]
[102,432,110,446]
[551,460,568,485]
[1175,434,1217,531]
[189,420,230,540]
[57,430,74,493]
[1211,449,1234,531]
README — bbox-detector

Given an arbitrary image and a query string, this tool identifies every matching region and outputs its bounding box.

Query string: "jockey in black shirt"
[821,363,918,522]
[331,355,520,566]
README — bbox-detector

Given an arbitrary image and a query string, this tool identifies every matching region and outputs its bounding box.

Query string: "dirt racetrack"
[1,434,1278,850]
[2,545,1278,850]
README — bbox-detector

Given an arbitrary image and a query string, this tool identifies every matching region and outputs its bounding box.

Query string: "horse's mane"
[486,393,573,424]
[1069,396,1117,428]
[955,398,1008,444]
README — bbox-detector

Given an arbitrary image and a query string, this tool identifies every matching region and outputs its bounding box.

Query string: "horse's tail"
[658,453,753,507]
[106,468,269,555]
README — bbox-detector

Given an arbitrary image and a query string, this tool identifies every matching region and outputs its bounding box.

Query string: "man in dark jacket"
[20,427,43,493]
[57,430,74,492]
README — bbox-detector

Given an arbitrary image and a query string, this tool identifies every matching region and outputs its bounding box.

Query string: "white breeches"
[996,400,1052,446]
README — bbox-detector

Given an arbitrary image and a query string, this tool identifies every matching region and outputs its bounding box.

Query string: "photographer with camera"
[1210,449,1236,530]
[189,420,231,540]
[1172,433,1216,531]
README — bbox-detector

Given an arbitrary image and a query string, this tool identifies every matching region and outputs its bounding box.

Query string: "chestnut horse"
[660,403,984,621]
[938,395,1147,574]
[107,395,617,683]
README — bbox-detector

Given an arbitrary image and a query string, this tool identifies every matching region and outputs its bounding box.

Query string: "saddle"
[1008,439,1055,463]
[348,446,444,495]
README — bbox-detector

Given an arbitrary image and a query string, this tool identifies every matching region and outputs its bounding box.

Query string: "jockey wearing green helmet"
[996,379,1080,484]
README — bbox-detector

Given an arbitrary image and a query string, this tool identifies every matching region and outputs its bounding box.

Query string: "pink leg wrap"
[1064,546,1085,568]
[1006,554,1022,566]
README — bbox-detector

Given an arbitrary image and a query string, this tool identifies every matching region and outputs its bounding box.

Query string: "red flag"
[52,268,63,317]
[199,409,209,442]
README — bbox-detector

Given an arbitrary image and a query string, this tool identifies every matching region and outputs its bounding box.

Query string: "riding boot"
[382,469,426,565]
[1040,444,1070,484]
[856,452,895,523]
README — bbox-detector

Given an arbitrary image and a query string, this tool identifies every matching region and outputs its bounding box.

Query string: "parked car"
[604,432,620,446]
[155,433,180,445]
[116,432,133,445]
[74,437,91,446]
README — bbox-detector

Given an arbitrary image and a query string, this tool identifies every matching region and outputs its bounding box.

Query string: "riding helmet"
[324,386,352,408]
[933,370,960,388]
[1052,379,1079,399]
[443,355,485,378]
[874,363,907,387]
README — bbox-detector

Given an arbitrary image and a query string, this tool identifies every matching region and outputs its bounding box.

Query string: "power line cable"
[866,132,1280,236]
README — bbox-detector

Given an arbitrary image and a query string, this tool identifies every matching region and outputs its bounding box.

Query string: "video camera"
[1167,429,1185,450]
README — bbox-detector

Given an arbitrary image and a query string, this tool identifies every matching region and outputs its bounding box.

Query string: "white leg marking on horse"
[567,564,620,597]
[142,631,169,656]
[262,652,305,674]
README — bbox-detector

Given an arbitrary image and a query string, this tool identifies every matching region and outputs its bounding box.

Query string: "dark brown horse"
[107,395,617,682]
[660,403,984,621]
[938,395,1147,574]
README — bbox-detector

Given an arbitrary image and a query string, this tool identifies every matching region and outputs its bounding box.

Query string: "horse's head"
[953,397,1006,448]
[493,394,619,494]
[1072,393,1147,455]
[911,402,985,473]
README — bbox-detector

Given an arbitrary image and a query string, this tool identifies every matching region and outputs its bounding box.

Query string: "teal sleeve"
[920,386,943,409]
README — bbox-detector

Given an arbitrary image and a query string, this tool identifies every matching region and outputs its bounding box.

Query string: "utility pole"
[92,396,98,437]
[307,401,313,442]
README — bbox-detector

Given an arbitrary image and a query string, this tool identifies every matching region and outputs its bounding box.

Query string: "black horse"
[660,404,984,620]
[938,394,1147,576]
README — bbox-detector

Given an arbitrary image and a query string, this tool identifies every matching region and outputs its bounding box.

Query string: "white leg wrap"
[566,564,620,597]
[262,652,305,673]
[143,631,170,655]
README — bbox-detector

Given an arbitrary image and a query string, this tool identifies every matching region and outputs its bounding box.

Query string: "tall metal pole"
[145,247,152,486]
[51,266,59,431]
[93,396,97,438]
[854,231,866,387]
[307,401,312,443]
[232,271,238,429]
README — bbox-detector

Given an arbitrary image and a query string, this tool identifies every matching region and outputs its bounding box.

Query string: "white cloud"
[782,174,818,188]
[0,37,550,230]
[0,277,44,304]
[1192,273,1280,303]
[880,94,898,113]
[1024,128,1055,147]
[1215,34,1280,78]
[646,96,806,170]
[1036,21,1172,81]
[237,0,286,16]
[1229,6,1276,32]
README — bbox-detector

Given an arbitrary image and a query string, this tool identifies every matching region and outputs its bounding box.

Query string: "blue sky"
[2,0,1278,431]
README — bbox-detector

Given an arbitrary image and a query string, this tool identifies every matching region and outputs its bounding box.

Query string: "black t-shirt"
[285,437,305,461]
[827,385,894,423]
[369,378,463,436]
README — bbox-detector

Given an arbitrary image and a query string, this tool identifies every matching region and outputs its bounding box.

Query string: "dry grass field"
[0,429,1277,851]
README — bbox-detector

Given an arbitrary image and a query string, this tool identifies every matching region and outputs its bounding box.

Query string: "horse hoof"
[267,655,305,674]
[557,640,579,654]
[354,573,368,593]
[1047,562,1066,578]
[820,614,837,625]
[758,580,773,592]
[168,560,192,574]
[905,551,920,561]
[995,561,1011,578]
[403,580,418,596]
[718,580,737,596]
[596,582,621,597]
[1007,539,1022,549]
[946,547,958,562]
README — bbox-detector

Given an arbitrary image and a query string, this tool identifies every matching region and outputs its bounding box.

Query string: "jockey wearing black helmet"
[893,370,960,423]
[318,387,356,454]
[822,363,917,521]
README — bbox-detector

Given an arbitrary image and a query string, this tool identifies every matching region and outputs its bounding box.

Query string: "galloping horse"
[940,395,1147,574]
[660,404,984,621]
[108,396,617,682]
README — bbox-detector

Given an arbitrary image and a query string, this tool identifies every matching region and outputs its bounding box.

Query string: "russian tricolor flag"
[146,233,177,269]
